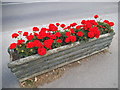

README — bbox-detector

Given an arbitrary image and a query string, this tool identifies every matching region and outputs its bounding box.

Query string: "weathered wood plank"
[10,36,113,71]
[12,38,112,73]
[19,46,109,82]
[15,41,111,79]
[11,38,112,76]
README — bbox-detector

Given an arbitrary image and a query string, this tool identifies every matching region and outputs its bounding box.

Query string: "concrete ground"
[2,2,118,88]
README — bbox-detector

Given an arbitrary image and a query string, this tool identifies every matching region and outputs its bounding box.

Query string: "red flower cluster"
[23,32,28,36]
[26,40,46,55]
[34,40,43,48]
[49,24,58,31]
[17,39,25,45]
[88,27,100,38]
[44,39,54,49]
[10,43,17,49]
[77,31,84,37]
[56,23,60,26]
[76,25,83,30]
[66,32,71,36]
[55,32,62,37]
[9,15,115,57]
[60,24,66,28]
[18,31,22,34]
[70,29,76,33]
[26,42,35,48]
[33,27,39,31]
[27,35,34,40]
[65,36,76,43]
[79,19,101,38]
[38,48,47,55]
[104,20,114,26]
[81,20,98,30]
[26,40,44,48]
[56,39,62,43]
[94,15,99,18]
[12,33,19,38]
[70,23,77,27]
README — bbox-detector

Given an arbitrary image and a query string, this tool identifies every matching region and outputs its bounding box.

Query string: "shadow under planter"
[8,32,115,82]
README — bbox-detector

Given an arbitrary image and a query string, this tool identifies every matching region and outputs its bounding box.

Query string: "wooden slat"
[12,38,112,74]
[15,40,111,79]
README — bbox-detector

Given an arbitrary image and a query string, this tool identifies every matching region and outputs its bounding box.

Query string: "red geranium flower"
[65,36,76,43]
[37,32,47,39]
[44,44,52,49]
[66,26,71,29]
[108,22,114,26]
[45,39,54,44]
[89,20,98,25]
[72,23,77,26]
[34,40,43,48]
[76,25,82,30]
[49,34,57,40]
[49,24,58,31]
[39,31,47,38]
[56,23,60,26]
[17,39,25,45]
[63,27,67,30]
[46,32,52,37]
[41,28,47,32]
[70,36,76,42]
[65,37,70,43]
[89,27,98,32]
[85,22,93,29]
[34,33,39,36]
[9,43,17,49]
[70,23,77,27]
[103,20,114,26]
[94,15,99,18]
[55,32,62,37]
[70,28,76,33]
[66,32,71,36]
[23,32,28,36]
[56,39,62,43]
[18,31,22,34]
[60,24,66,28]
[89,27,101,38]
[81,20,86,24]
[44,39,54,49]
[38,48,47,55]
[12,33,19,38]
[33,27,39,31]
[37,35,43,39]
[88,32,95,38]
[95,30,100,38]
[26,35,34,40]
[77,31,84,37]
[104,20,109,23]
[26,42,35,48]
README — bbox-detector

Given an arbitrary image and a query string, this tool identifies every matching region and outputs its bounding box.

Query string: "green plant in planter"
[8,15,115,60]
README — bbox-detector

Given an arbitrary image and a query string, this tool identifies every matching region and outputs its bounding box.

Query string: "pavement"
[2,2,118,88]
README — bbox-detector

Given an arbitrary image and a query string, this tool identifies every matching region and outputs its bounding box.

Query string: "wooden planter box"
[8,32,115,82]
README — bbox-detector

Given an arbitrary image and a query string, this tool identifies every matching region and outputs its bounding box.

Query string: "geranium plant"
[9,15,114,59]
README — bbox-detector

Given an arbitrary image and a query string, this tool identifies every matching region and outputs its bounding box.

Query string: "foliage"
[9,15,115,59]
